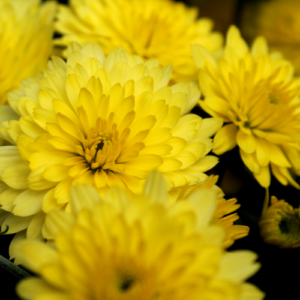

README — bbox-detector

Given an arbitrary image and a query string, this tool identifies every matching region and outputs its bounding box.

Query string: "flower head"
[0,0,55,104]
[259,196,300,248]
[12,173,264,300]
[169,175,249,249]
[54,0,223,82]
[192,25,300,188]
[0,42,221,240]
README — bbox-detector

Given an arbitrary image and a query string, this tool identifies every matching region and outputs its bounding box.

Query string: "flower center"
[278,213,300,237]
[74,116,123,173]
[118,275,136,292]
[268,93,280,105]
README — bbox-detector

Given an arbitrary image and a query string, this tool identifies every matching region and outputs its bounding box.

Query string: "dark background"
[1,0,299,299]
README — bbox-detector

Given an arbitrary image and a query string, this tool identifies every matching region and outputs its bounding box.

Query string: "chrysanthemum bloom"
[169,175,249,248]
[241,0,300,75]
[12,173,264,300]
[54,0,223,82]
[192,25,300,188]
[0,43,222,241]
[259,196,300,248]
[0,0,56,104]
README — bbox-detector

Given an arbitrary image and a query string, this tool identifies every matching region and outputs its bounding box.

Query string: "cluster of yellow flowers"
[1,0,300,299]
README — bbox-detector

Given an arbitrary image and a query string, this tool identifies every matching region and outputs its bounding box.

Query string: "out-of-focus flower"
[242,0,300,75]
[12,172,264,300]
[0,0,55,104]
[54,0,223,82]
[192,26,300,189]
[169,175,249,249]
[0,42,222,241]
[259,196,300,248]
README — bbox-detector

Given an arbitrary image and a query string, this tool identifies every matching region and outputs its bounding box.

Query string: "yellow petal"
[255,138,270,167]
[27,211,45,239]
[127,154,163,171]
[17,134,34,161]
[187,188,217,230]
[268,143,291,168]
[240,150,260,174]
[237,129,256,154]
[0,146,23,176]
[251,36,268,58]
[213,123,238,155]
[253,165,271,188]
[191,44,217,69]
[2,214,32,234]
[271,163,300,189]
[44,210,74,239]
[217,251,260,283]
[13,189,47,217]
[16,277,58,300]
[143,171,167,203]
[70,184,101,215]
[2,163,30,189]
[11,240,58,273]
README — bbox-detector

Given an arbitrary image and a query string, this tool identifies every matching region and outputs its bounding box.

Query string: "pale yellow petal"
[143,171,167,204]
[11,240,58,273]
[2,163,30,189]
[70,184,102,215]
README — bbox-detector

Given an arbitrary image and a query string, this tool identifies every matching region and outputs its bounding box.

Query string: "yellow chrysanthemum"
[0,0,55,104]
[259,195,300,248]
[0,42,222,241]
[169,175,249,249]
[54,0,223,82]
[192,25,300,188]
[12,173,264,300]
[242,0,300,75]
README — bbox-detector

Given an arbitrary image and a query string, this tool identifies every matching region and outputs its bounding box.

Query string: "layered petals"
[0,43,221,238]
[192,25,300,188]
[14,173,263,300]
[54,0,223,82]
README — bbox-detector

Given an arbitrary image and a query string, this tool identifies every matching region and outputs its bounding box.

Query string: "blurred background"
[2,0,300,299]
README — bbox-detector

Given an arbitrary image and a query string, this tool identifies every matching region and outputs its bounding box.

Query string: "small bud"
[259,196,300,248]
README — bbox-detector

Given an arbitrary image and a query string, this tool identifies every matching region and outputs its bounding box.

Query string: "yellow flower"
[259,195,300,248]
[192,25,300,188]
[0,0,55,104]
[241,0,300,75]
[169,175,249,249]
[54,0,223,82]
[0,42,222,241]
[12,173,264,300]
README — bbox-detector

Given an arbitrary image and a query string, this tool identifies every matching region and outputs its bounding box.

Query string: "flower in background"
[54,0,223,82]
[169,175,249,249]
[241,0,300,75]
[259,196,300,248]
[12,172,264,300]
[192,25,300,188]
[0,42,221,241]
[0,0,55,104]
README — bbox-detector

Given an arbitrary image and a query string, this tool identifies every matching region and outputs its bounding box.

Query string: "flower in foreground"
[54,0,223,82]
[12,173,264,300]
[0,42,221,241]
[169,175,249,248]
[0,0,55,104]
[259,196,300,248]
[192,25,300,188]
